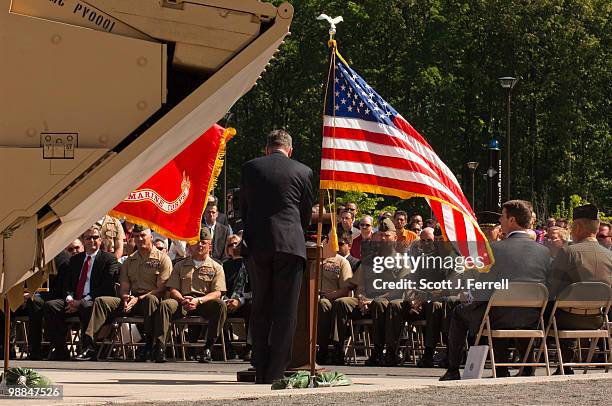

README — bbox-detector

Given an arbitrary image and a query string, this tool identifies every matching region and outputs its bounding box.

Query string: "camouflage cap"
[199,227,212,241]
[131,224,149,233]
[379,217,396,233]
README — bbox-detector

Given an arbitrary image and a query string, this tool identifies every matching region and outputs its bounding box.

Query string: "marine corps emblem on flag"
[124,172,191,214]
[111,124,235,242]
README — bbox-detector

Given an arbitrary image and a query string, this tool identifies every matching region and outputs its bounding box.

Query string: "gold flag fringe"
[110,127,236,245]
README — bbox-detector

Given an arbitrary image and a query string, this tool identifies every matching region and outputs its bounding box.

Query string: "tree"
[221,0,611,219]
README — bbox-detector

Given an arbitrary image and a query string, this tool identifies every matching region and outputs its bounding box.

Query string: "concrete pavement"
[0,360,610,405]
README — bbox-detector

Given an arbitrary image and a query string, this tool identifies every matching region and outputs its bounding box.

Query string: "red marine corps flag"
[111,124,235,242]
[321,40,494,270]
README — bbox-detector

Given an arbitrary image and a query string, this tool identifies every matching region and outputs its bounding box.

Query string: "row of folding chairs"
[476,281,612,376]
[341,282,612,375]
[97,316,247,361]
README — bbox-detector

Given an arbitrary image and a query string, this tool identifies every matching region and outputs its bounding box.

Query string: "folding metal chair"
[172,316,226,361]
[544,282,612,374]
[475,282,551,377]
[344,318,372,365]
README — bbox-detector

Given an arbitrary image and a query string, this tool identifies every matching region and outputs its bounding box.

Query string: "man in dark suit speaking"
[43,225,118,360]
[240,129,314,383]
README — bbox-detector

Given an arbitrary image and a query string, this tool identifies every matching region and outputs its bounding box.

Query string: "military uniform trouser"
[554,310,603,363]
[156,298,227,346]
[385,300,445,348]
[330,297,389,346]
[85,295,160,341]
[317,298,336,350]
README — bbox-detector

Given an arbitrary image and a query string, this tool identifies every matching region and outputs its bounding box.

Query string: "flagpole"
[309,14,343,385]
[310,189,324,381]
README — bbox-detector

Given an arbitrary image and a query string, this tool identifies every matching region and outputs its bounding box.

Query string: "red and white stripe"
[321,115,492,267]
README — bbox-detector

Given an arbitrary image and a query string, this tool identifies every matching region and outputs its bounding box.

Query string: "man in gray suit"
[440,200,550,380]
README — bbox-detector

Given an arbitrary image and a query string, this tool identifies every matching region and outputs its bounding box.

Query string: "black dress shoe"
[383,350,400,367]
[495,367,510,378]
[48,348,71,361]
[417,357,435,368]
[514,367,535,377]
[553,366,574,375]
[439,369,461,381]
[198,348,213,363]
[241,350,252,362]
[154,345,167,363]
[74,348,97,361]
[136,341,153,362]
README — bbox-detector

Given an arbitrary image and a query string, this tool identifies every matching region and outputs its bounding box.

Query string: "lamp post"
[467,162,479,210]
[498,76,518,201]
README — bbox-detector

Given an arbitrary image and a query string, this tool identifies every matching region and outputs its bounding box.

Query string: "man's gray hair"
[267,129,292,150]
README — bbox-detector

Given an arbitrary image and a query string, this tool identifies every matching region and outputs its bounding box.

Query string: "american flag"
[320,48,493,269]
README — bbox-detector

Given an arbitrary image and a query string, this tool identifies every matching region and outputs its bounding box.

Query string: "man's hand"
[184,298,199,311]
[357,297,371,315]
[226,299,241,312]
[124,295,138,313]
[65,299,81,314]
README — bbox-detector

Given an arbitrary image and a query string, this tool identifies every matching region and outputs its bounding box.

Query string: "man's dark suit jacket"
[240,151,314,260]
[57,251,119,299]
[208,222,230,262]
[345,254,360,273]
[464,232,551,332]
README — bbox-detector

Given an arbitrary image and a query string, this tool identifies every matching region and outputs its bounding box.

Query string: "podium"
[236,244,321,381]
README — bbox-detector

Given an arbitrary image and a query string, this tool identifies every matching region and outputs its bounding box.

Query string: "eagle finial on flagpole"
[317,13,343,40]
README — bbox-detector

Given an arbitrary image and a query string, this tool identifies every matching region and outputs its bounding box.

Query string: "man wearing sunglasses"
[76,224,172,361]
[350,215,374,259]
[597,222,611,250]
[44,225,118,360]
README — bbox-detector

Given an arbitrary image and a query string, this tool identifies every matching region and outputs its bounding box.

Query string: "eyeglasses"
[360,224,372,228]
[338,242,346,246]
[597,234,610,239]
[83,235,100,241]
[155,245,165,251]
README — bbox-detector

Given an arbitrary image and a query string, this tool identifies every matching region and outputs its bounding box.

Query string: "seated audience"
[547,204,612,375]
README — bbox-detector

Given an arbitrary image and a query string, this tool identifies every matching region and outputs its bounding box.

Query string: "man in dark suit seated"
[203,202,231,263]
[43,226,118,360]
[440,200,550,380]
[547,204,612,375]
[240,129,313,384]
[337,232,360,273]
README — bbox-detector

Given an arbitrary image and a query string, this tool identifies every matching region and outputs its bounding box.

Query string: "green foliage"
[335,191,383,217]
[223,0,611,218]
[552,194,593,223]
[2,368,53,387]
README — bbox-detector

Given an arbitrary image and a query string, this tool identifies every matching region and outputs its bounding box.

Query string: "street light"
[466,161,479,211]
[498,76,518,201]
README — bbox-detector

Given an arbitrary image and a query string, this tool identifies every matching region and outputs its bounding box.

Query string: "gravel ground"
[114,377,611,406]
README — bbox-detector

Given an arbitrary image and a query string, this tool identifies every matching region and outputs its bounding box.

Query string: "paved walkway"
[1,361,610,405]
